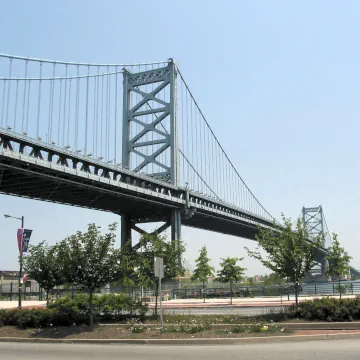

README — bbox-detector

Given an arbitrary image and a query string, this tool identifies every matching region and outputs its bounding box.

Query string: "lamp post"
[4,214,24,309]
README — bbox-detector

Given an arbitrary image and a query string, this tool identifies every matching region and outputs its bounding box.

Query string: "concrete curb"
[1,333,360,345]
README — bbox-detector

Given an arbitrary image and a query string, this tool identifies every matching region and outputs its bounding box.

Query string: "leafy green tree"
[246,215,323,306]
[325,234,352,298]
[262,273,285,286]
[191,246,215,303]
[131,233,186,316]
[23,241,65,303]
[217,257,246,304]
[59,223,121,326]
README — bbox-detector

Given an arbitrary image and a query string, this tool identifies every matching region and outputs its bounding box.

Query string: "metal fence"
[171,281,360,300]
[1,281,360,301]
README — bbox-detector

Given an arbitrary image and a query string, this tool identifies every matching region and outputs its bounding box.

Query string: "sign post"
[154,256,164,327]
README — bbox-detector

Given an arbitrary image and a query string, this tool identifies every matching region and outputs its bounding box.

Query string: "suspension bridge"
[0,54,340,277]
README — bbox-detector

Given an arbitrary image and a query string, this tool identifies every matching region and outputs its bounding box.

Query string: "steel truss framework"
[0,129,276,249]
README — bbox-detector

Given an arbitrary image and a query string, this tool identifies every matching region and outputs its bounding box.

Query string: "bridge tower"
[302,205,328,279]
[120,59,182,247]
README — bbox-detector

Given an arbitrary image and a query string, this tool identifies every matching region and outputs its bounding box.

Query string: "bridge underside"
[0,156,260,243]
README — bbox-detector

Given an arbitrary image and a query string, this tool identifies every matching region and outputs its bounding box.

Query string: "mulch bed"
[1,325,359,340]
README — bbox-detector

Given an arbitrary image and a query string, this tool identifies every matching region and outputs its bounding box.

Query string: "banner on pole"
[17,228,32,254]
[17,228,24,253]
[22,229,32,253]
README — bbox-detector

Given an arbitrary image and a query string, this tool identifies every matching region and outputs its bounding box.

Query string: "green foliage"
[262,273,286,285]
[217,257,246,304]
[23,241,65,300]
[326,234,352,280]
[246,215,323,305]
[293,297,360,322]
[48,294,148,321]
[191,246,214,284]
[57,223,121,325]
[126,318,147,333]
[161,319,211,334]
[217,257,246,285]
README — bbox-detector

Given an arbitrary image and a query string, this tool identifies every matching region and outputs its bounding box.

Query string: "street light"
[4,214,24,309]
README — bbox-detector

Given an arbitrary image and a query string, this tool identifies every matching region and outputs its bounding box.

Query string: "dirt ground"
[0,326,360,340]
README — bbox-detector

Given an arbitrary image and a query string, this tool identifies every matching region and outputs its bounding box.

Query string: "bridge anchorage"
[0,53,339,268]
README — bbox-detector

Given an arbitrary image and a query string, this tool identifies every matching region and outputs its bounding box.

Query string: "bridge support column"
[321,258,329,280]
[171,209,181,241]
[121,214,132,248]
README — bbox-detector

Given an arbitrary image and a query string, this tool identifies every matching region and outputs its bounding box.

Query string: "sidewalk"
[146,295,356,308]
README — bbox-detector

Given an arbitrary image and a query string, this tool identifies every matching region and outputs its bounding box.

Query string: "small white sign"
[154,256,164,279]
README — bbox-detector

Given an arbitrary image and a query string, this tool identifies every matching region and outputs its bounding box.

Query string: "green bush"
[0,294,148,328]
[49,294,148,322]
[292,297,360,322]
[161,319,211,334]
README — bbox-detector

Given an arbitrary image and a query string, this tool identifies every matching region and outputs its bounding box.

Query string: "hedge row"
[0,294,148,328]
[292,296,360,322]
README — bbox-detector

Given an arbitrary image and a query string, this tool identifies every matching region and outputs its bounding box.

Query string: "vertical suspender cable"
[67,78,72,147]
[105,66,109,161]
[75,65,80,151]
[58,78,62,145]
[36,62,43,138]
[6,58,13,127]
[48,63,56,143]
[13,80,19,130]
[1,78,6,128]
[100,74,104,158]
[26,80,31,133]
[21,61,28,132]
[114,67,118,165]
[92,68,97,155]
[95,67,100,157]
[62,65,68,146]
[85,66,90,155]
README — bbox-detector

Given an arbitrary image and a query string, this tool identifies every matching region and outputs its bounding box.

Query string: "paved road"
[1,339,360,359]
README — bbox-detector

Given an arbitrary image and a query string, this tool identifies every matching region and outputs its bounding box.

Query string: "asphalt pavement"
[1,339,360,360]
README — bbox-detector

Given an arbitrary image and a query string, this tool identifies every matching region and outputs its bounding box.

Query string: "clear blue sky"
[1,0,359,275]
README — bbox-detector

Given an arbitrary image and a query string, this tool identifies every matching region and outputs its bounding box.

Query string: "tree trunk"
[295,282,299,307]
[154,281,159,317]
[339,278,342,299]
[230,282,233,305]
[46,291,49,305]
[203,281,205,303]
[89,289,94,327]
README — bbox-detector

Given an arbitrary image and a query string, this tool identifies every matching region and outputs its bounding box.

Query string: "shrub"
[126,318,147,333]
[292,297,360,322]
[161,319,211,334]
[49,294,148,322]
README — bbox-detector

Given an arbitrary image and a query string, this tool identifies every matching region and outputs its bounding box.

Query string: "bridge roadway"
[0,128,328,260]
[0,129,275,240]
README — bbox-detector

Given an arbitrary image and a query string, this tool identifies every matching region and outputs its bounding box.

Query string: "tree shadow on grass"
[30,325,95,339]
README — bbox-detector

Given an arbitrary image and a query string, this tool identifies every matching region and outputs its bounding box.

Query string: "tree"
[246,215,323,306]
[131,233,186,316]
[23,241,64,303]
[325,234,352,299]
[217,257,246,304]
[59,223,121,326]
[191,246,215,303]
[262,273,285,286]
